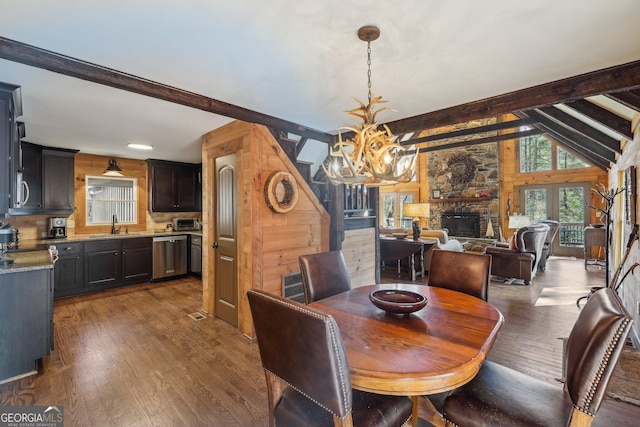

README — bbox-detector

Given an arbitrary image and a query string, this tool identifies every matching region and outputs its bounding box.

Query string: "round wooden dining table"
[309,283,504,425]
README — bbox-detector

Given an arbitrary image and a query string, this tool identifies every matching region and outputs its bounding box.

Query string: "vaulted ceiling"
[1,1,639,167]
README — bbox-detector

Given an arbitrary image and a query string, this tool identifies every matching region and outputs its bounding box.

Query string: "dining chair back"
[298,250,351,303]
[427,249,492,301]
[442,287,633,427]
[246,289,413,427]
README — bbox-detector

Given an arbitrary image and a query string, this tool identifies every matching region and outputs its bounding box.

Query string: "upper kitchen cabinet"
[10,142,78,216]
[147,159,202,212]
[0,82,21,219]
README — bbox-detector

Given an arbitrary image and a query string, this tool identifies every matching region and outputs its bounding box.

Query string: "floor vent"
[188,311,207,321]
[282,272,305,303]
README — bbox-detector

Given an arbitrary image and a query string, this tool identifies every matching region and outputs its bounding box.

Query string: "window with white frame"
[86,176,137,225]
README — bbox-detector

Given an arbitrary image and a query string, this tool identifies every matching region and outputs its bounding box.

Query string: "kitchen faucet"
[111,214,121,234]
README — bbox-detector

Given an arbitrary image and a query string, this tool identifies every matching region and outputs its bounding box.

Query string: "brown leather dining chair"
[247,289,413,427]
[441,287,633,427]
[427,249,492,301]
[298,250,351,303]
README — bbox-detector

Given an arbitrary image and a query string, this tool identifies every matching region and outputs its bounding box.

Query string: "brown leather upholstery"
[536,219,560,271]
[442,287,633,427]
[427,250,491,301]
[298,250,351,304]
[247,289,413,427]
[485,223,549,285]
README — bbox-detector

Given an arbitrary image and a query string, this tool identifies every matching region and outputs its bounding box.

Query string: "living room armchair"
[536,219,560,271]
[485,223,549,285]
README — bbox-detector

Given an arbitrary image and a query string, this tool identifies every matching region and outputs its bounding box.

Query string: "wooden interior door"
[214,153,238,326]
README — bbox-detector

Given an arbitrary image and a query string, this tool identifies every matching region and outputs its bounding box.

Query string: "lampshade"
[103,158,123,177]
[403,203,430,219]
[508,215,531,229]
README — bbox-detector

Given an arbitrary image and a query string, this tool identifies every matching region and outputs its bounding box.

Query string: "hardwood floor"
[1,257,638,426]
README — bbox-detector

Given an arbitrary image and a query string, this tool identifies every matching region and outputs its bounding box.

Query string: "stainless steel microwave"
[173,217,200,231]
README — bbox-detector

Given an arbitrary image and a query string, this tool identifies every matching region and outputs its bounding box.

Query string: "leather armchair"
[536,219,560,271]
[485,223,549,285]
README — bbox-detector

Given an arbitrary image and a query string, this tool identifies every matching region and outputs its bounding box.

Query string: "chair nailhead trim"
[259,292,351,419]
[580,317,631,415]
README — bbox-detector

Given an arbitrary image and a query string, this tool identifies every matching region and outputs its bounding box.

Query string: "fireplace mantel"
[429,197,490,203]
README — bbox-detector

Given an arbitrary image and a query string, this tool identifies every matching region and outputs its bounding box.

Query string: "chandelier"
[323,25,416,186]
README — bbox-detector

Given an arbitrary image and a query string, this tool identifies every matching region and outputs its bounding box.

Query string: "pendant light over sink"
[103,158,123,177]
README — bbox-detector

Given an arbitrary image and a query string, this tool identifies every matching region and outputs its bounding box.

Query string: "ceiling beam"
[605,91,640,112]
[0,36,335,143]
[563,99,633,140]
[385,59,640,135]
[520,111,614,166]
[400,118,536,146]
[415,128,542,153]
[536,106,621,154]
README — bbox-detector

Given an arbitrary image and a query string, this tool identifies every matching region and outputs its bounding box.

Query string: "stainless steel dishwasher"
[152,235,187,280]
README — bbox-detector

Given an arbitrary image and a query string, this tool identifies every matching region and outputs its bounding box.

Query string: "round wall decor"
[264,171,299,213]
[447,153,476,185]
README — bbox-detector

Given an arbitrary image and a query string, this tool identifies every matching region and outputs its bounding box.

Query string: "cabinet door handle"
[114,252,119,256]
[212,242,218,248]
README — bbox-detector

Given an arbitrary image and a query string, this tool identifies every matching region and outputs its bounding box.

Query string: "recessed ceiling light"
[128,143,153,150]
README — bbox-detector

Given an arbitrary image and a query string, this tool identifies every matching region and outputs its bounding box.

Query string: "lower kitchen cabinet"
[1,267,54,383]
[85,239,121,287]
[122,237,152,283]
[53,241,84,298]
[54,237,152,298]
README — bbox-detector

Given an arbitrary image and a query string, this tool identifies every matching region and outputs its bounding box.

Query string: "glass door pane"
[521,183,589,258]
[523,188,548,222]
[557,185,586,253]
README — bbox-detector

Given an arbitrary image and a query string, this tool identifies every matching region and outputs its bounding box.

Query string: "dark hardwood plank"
[1,258,637,426]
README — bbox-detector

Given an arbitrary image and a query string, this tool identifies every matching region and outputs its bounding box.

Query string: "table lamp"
[508,214,532,229]
[403,203,430,240]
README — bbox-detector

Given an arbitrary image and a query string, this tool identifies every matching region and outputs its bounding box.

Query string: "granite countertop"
[39,230,202,244]
[0,250,54,274]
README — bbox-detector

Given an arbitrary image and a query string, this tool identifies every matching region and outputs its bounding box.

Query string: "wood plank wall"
[342,228,376,288]
[73,154,149,235]
[201,121,330,337]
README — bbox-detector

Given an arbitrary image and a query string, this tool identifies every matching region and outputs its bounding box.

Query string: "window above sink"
[86,176,137,225]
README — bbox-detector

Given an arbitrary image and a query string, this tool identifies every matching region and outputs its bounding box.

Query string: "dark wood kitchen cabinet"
[121,237,152,284]
[55,237,152,298]
[85,239,121,288]
[147,159,201,212]
[43,148,76,211]
[1,82,21,218]
[10,143,77,215]
[1,267,54,382]
[53,241,84,298]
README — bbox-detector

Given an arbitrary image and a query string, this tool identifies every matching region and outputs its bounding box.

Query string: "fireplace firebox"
[441,212,481,238]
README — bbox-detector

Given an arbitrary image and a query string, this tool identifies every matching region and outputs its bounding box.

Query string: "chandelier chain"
[367,41,372,105]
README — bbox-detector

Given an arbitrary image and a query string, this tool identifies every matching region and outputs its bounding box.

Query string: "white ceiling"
[1,0,639,164]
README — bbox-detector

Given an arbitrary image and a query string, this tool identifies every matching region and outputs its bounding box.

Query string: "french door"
[520,183,591,258]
